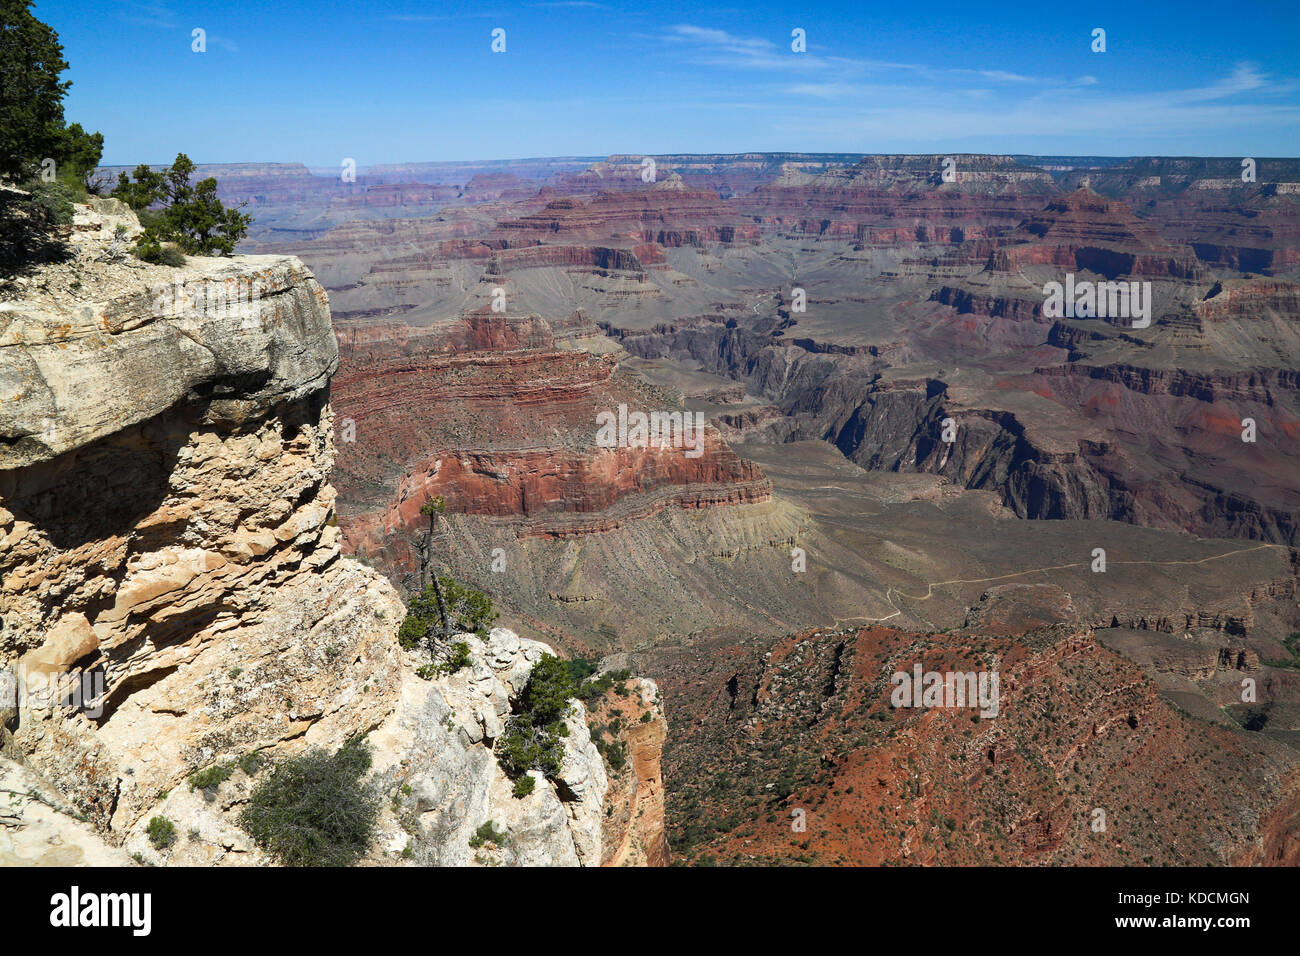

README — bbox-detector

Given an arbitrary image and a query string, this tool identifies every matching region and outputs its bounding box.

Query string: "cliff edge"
[0,200,664,866]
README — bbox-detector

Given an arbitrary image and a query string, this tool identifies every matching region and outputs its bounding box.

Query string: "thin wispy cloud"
[115,0,177,29]
[777,64,1300,149]
[664,23,1087,84]
[662,22,1298,150]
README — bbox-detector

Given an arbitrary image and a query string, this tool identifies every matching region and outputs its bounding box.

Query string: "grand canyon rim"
[0,0,1295,939]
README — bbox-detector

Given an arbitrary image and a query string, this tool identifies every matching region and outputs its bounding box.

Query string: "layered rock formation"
[219,151,1300,865]
[595,675,668,867]
[735,154,1057,243]
[330,311,771,577]
[497,175,760,246]
[0,756,132,865]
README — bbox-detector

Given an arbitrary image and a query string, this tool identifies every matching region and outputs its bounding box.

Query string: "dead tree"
[419,496,451,645]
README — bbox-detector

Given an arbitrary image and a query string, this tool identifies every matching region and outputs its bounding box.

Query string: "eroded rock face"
[115,627,619,868]
[0,202,405,837]
[0,252,338,469]
[0,756,132,866]
[594,674,668,867]
[331,312,771,577]
[367,628,609,867]
[653,622,1300,866]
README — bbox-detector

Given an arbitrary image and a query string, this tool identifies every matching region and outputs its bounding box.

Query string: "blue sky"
[39,0,1300,166]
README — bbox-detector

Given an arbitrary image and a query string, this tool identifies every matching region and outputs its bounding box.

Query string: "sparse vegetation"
[146,816,176,850]
[188,761,235,793]
[468,819,507,848]
[496,654,577,781]
[1262,632,1300,671]
[238,736,379,867]
[576,667,632,705]
[110,152,251,260]
[399,578,497,651]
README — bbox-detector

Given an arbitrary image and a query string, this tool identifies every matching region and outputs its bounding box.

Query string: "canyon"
[231,150,1300,864]
[7,146,1299,867]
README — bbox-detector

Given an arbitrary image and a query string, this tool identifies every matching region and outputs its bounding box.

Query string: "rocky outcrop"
[496,176,760,246]
[0,756,132,865]
[0,202,407,837]
[106,627,634,867]
[735,154,1057,241]
[652,622,1300,865]
[594,675,668,867]
[994,187,1200,279]
[0,202,663,866]
[1195,278,1300,319]
[369,628,609,866]
[1057,158,1300,272]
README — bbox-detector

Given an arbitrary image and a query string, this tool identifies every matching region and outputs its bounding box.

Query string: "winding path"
[834,542,1283,628]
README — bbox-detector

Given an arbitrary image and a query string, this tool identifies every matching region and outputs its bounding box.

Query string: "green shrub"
[111,153,251,257]
[576,667,632,704]
[188,761,234,793]
[131,230,186,267]
[238,751,265,776]
[146,816,177,850]
[519,654,579,724]
[565,657,599,683]
[238,736,379,867]
[512,774,536,798]
[496,654,578,781]
[468,820,507,848]
[497,717,567,779]
[596,737,628,773]
[399,577,498,650]
[18,177,80,223]
[415,639,473,680]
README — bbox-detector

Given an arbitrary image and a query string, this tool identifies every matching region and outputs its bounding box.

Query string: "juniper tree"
[0,1,71,182]
[110,152,251,259]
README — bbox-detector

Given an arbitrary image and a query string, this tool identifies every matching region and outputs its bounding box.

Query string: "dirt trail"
[835,543,1283,627]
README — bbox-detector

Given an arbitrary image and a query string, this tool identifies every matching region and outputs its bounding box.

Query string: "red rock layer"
[495,178,760,246]
[1195,279,1300,318]
[656,623,1300,865]
[734,155,1056,242]
[330,313,771,574]
[994,188,1201,278]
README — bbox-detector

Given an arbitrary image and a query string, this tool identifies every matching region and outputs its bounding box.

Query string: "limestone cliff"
[0,200,664,866]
